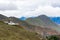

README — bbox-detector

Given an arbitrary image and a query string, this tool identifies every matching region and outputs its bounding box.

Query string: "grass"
[0,21,41,40]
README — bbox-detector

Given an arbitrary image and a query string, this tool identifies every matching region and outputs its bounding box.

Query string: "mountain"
[26,15,58,27]
[20,17,26,20]
[9,17,22,23]
[0,14,34,30]
[0,20,58,40]
[0,14,59,35]
[7,16,59,35]
[0,14,8,21]
[0,21,42,40]
[26,15,60,32]
[0,14,25,23]
[26,16,45,27]
[50,17,60,24]
[38,15,58,27]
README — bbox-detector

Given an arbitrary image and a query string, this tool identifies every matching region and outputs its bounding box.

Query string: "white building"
[4,21,19,25]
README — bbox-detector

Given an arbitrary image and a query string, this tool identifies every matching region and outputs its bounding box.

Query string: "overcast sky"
[0,0,60,18]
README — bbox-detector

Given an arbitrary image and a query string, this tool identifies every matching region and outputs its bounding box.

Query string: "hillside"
[26,15,60,32]
[38,15,58,27]
[26,16,45,27]
[0,21,42,40]
[26,15,58,27]
[0,14,8,21]
[0,14,59,38]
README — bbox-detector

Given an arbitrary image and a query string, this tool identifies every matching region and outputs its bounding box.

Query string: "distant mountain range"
[25,15,60,32]
[50,17,60,24]
[20,16,60,25]
[0,14,60,35]
[20,17,26,20]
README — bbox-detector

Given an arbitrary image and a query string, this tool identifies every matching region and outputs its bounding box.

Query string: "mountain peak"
[0,14,7,17]
[0,14,8,21]
[38,15,47,18]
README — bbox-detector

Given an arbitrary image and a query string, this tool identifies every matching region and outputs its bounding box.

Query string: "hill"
[38,15,58,27]
[26,15,60,32]
[0,14,59,37]
[0,21,42,40]
[0,14,8,21]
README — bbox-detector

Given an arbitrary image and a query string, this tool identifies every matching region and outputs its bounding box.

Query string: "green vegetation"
[0,21,42,40]
[26,17,45,26]
[0,21,60,40]
[46,35,60,40]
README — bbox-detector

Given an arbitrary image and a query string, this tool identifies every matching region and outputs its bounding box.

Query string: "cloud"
[0,0,60,17]
[0,3,17,10]
[33,6,60,17]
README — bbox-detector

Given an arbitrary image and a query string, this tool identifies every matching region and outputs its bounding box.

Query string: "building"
[4,21,19,25]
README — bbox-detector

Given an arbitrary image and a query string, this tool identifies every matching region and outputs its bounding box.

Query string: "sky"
[0,0,60,18]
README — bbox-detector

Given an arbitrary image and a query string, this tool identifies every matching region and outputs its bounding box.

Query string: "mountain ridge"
[0,14,59,35]
[26,15,60,32]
